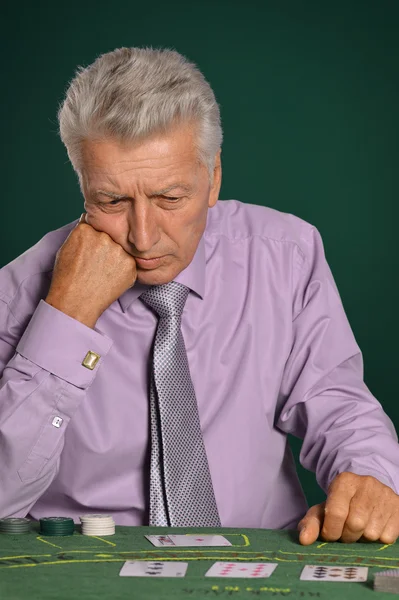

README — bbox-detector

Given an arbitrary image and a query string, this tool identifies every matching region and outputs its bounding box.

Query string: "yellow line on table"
[221,534,250,547]
[1,564,38,569]
[0,554,51,560]
[279,549,399,561]
[2,552,399,569]
[117,546,266,556]
[377,544,393,552]
[61,550,114,554]
[87,536,116,547]
[36,536,63,549]
[272,557,399,569]
[0,556,272,569]
[306,542,396,554]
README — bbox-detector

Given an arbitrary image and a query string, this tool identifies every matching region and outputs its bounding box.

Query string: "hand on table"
[298,472,399,545]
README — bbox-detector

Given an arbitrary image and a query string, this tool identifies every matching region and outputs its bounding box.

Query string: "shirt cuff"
[16,300,113,389]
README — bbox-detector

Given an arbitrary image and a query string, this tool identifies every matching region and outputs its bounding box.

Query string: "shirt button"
[52,416,63,428]
[82,350,101,370]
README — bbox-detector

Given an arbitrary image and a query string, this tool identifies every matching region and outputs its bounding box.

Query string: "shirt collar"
[117,234,206,313]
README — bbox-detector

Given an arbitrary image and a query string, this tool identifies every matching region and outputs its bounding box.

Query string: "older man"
[0,47,398,545]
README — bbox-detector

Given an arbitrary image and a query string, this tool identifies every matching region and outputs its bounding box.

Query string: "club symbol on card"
[344,568,357,578]
[314,567,328,579]
[147,562,163,573]
[146,570,160,575]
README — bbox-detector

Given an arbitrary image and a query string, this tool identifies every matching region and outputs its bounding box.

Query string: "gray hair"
[58,47,223,182]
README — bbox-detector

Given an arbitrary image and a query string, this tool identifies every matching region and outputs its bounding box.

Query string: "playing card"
[145,535,175,547]
[145,534,231,547]
[300,565,368,582]
[119,561,188,577]
[205,562,278,578]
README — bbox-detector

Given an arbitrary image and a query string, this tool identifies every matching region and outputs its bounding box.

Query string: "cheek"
[171,202,208,252]
[186,198,208,233]
[85,209,126,242]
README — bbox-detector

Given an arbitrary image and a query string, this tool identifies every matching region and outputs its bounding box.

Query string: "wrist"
[44,294,99,329]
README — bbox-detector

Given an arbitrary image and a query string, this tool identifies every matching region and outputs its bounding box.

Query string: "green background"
[1,1,398,507]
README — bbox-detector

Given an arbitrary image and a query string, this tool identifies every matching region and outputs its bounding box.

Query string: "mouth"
[134,255,167,269]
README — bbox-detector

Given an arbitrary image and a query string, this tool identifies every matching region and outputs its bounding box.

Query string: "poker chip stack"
[0,517,31,534]
[80,514,116,536]
[39,517,75,536]
[374,569,399,594]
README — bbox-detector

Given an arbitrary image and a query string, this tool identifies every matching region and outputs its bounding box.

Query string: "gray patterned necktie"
[140,281,221,527]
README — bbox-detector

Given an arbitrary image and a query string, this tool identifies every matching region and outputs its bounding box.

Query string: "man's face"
[81,122,221,286]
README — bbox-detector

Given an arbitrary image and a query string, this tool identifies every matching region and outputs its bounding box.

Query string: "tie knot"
[140,281,190,319]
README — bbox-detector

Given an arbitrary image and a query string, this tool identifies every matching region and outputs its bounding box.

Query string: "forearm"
[305,398,399,494]
[0,300,113,517]
[279,354,399,495]
[0,357,82,516]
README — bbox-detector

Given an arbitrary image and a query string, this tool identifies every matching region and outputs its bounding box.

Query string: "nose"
[127,199,161,253]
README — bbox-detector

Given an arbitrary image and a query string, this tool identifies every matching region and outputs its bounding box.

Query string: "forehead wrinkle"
[91,143,197,169]
[84,146,202,197]
[93,181,195,199]
[107,156,197,178]
[93,159,198,187]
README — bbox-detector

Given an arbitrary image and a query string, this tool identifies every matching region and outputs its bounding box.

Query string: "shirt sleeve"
[276,226,399,495]
[0,299,113,518]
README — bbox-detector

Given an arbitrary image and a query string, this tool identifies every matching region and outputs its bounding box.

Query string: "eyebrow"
[94,184,192,200]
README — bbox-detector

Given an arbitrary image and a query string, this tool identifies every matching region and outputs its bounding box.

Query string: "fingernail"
[299,525,307,533]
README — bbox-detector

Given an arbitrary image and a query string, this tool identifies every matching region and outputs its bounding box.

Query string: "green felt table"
[0,525,398,599]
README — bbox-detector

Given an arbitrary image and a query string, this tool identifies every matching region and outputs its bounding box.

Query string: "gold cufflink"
[82,350,101,370]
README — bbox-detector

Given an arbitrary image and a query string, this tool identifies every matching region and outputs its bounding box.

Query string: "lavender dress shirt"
[0,200,398,528]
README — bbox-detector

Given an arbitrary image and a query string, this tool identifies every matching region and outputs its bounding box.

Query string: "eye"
[109,199,122,205]
[162,196,180,202]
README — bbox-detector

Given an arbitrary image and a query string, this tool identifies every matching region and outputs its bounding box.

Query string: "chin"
[136,268,177,286]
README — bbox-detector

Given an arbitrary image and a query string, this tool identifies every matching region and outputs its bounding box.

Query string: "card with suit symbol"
[205,562,278,578]
[300,565,368,582]
[145,534,231,547]
[119,561,188,577]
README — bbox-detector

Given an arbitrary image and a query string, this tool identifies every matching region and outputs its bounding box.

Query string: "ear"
[208,150,222,208]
